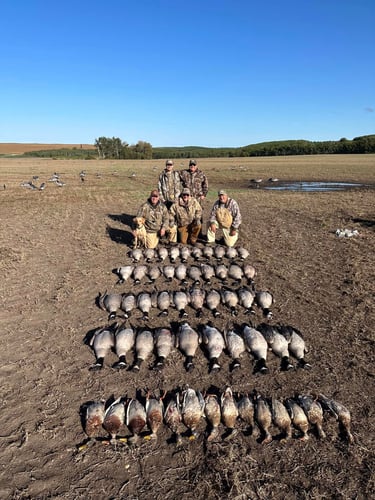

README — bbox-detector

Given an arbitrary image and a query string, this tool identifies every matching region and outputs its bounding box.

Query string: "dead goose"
[175,263,188,285]
[189,286,206,318]
[257,323,294,371]
[202,245,214,260]
[201,323,225,372]
[204,394,221,442]
[225,246,238,259]
[228,263,244,284]
[132,264,148,285]
[188,265,202,285]
[237,286,256,314]
[112,323,136,370]
[223,323,246,371]
[145,392,165,439]
[199,263,215,284]
[237,247,250,260]
[115,265,134,284]
[242,323,269,374]
[89,325,115,371]
[205,289,222,318]
[172,290,190,318]
[237,393,255,436]
[180,246,191,263]
[137,292,152,320]
[176,321,200,371]
[129,248,143,263]
[132,328,154,372]
[98,291,123,320]
[147,265,161,283]
[152,290,171,317]
[271,397,292,441]
[255,290,274,319]
[191,246,203,261]
[285,398,309,441]
[254,393,273,444]
[277,324,311,369]
[169,246,180,263]
[180,386,205,439]
[215,264,228,283]
[126,398,147,444]
[297,395,326,439]
[157,246,169,262]
[162,264,175,282]
[164,392,183,445]
[220,288,239,316]
[84,401,106,442]
[144,248,156,263]
[121,293,136,319]
[242,263,257,284]
[154,327,174,370]
[214,245,226,261]
[318,394,354,444]
[103,397,126,444]
[221,386,239,439]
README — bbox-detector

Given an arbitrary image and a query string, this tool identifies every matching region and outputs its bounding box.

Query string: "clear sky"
[0,0,374,147]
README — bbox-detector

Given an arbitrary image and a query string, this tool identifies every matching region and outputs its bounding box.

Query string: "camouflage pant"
[206,221,239,247]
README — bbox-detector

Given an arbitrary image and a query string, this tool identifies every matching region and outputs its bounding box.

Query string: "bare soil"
[0,156,374,499]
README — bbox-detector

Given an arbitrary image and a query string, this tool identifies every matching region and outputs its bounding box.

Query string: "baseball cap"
[166,160,173,166]
[181,188,191,196]
[150,189,160,197]
[189,159,197,166]
[218,189,227,195]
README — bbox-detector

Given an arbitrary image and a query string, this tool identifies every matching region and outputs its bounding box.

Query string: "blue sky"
[0,0,374,147]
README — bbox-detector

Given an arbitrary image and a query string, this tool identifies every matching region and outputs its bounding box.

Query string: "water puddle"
[262,181,371,192]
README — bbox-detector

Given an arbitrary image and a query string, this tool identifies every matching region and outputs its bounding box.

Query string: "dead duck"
[180,386,205,439]
[147,265,161,283]
[180,246,191,263]
[221,386,239,440]
[132,328,154,372]
[175,263,188,285]
[214,245,226,261]
[112,323,136,370]
[153,327,174,370]
[129,248,143,263]
[103,397,126,444]
[172,290,190,318]
[201,323,225,372]
[164,392,182,445]
[228,263,243,284]
[188,265,202,285]
[132,264,148,285]
[223,323,246,371]
[205,289,221,318]
[98,291,123,320]
[242,263,257,284]
[176,321,200,372]
[237,393,255,436]
[115,265,134,284]
[200,263,215,284]
[220,288,239,316]
[204,394,222,442]
[271,397,292,441]
[237,286,256,315]
[297,395,326,439]
[137,292,152,320]
[237,247,250,260]
[89,325,115,371]
[254,393,273,444]
[255,291,274,319]
[126,398,147,445]
[215,264,228,283]
[169,246,180,263]
[84,401,106,441]
[285,398,310,441]
[157,246,168,262]
[257,323,294,371]
[162,264,175,282]
[145,392,165,440]
[318,394,354,444]
[189,286,206,318]
[277,324,311,369]
[242,323,268,374]
[121,293,136,319]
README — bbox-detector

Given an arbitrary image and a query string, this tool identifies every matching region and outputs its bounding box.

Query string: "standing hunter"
[207,189,242,247]
[179,159,208,204]
[158,159,182,209]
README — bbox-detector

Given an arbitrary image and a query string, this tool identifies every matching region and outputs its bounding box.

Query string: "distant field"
[0,142,96,154]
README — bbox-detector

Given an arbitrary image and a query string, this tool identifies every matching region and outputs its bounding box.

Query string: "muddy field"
[0,155,374,499]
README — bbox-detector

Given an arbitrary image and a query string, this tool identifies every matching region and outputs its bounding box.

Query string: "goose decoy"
[201,323,225,372]
[242,323,268,374]
[204,394,221,442]
[145,392,165,440]
[121,293,136,319]
[297,395,326,439]
[255,290,274,319]
[180,386,205,439]
[271,397,292,441]
[137,292,152,320]
[126,398,147,445]
[220,386,239,440]
[189,286,206,318]
[172,290,190,318]
[254,393,272,444]
[164,392,182,446]
[98,291,123,320]
[115,265,134,284]
[175,321,200,372]
[257,323,294,371]
[285,398,310,441]
[132,328,154,372]
[89,325,115,371]
[277,325,311,369]
[205,289,221,318]
[223,323,246,371]
[112,323,136,370]
[153,327,174,370]
[103,397,126,444]
[318,394,354,444]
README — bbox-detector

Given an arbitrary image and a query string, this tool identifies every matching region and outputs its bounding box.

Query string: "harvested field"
[0,155,374,499]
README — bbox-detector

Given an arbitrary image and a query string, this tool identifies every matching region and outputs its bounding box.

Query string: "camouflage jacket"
[136,199,169,233]
[179,168,208,198]
[170,196,203,227]
[209,197,242,229]
[158,170,182,203]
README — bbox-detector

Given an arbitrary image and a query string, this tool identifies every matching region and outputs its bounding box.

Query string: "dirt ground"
[0,156,374,499]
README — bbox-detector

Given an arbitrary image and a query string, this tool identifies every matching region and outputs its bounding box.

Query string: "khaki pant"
[178,223,201,245]
[206,222,238,247]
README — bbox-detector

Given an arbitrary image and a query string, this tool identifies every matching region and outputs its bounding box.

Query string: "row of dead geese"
[127,244,250,264]
[113,261,257,287]
[98,287,273,321]
[88,321,310,373]
[80,387,353,450]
